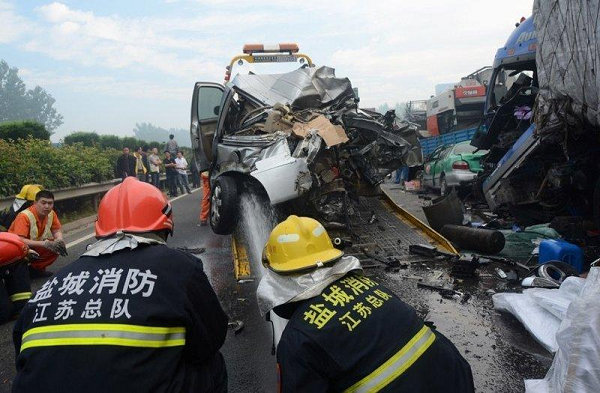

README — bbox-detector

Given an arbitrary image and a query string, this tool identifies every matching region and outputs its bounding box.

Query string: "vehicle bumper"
[444,170,478,188]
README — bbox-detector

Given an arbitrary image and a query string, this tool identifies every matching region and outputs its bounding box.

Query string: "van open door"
[190,82,226,171]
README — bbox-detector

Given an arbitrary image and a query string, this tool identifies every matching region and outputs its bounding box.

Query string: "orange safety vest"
[20,210,54,241]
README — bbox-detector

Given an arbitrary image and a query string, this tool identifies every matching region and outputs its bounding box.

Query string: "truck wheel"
[210,176,239,235]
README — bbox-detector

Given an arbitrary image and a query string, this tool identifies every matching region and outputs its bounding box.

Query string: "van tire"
[210,176,239,235]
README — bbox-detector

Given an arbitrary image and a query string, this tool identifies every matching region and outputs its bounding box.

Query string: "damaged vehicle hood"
[230,66,355,109]
[216,66,422,222]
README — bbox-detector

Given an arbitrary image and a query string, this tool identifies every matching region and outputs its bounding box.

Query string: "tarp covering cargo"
[533,0,600,134]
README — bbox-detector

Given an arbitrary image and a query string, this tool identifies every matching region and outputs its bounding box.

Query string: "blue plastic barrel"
[538,239,584,273]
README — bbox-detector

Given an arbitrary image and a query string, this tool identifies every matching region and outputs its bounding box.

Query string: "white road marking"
[65,188,200,249]
[66,232,97,248]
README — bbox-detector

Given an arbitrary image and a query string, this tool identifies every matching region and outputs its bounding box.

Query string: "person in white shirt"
[148,148,162,188]
[175,151,192,194]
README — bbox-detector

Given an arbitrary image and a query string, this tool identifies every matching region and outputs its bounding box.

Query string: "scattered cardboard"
[291,115,349,147]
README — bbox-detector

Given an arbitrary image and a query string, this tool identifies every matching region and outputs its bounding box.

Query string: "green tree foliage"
[0,120,51,140]
[0,137,119,197]
[99,134,123,150]
[133,122,190,147]
[64,131,163,151]
[64,131,101,146]
[0,60,64,132]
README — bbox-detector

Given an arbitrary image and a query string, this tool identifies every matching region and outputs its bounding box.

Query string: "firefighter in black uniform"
[257,216,474,392]
[12,177,228,392]
[0,232,32,324]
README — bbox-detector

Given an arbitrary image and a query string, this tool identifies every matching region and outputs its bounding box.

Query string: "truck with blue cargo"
[471,9,600,226]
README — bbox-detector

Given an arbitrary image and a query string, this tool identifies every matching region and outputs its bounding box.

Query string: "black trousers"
[0,261,31,324]
[166,172,178,196]
[185,352,228,392]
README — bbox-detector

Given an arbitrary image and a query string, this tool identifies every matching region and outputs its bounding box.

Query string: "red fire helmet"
[0,232,29,266]
[95,177,174,238]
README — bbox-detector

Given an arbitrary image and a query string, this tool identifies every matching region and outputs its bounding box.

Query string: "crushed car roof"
[230,66,355,109]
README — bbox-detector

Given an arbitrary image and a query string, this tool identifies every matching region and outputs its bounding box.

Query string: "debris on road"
[440,224,505,254]
[228,320,245,334]
[493,274,586,353]
[417,282,465,301]
[421,190,464,232]
[524,268,600,392]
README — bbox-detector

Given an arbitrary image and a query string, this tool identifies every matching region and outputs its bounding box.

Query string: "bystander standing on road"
[190,157,200,188]
[175,151,192,194]
[115,147,136,181]
[134,147,147,182]
[8,190,67,278]
[395,165,409,185]
[148,147,162,188]
[164,151,179,196]
[142,146,150,183]
[165,134,179,156]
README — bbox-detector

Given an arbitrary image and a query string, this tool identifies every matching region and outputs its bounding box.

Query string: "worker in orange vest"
[200,171,210,226]
[8,190,66,278]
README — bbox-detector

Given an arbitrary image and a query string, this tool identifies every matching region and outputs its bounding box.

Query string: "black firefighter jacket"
[12,244,228,392]
[275,273,475,392]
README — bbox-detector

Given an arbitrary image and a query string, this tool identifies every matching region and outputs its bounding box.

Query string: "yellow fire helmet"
[262,215,344,275]
[16,184,44,201]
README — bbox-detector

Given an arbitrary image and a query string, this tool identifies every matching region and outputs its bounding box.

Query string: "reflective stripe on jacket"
[21,210,54,241]
[12,244,229,392]
[20,323,186,352]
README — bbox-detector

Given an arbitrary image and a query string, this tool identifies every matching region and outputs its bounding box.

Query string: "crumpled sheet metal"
[217,134,289,170]
[230,66,354,109]
[256,255,362,316]
[533,0,600,132]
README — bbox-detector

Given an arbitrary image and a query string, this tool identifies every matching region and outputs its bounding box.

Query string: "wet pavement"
[378,183,552,391]
[0,188,275,392]
[0,182,552,392]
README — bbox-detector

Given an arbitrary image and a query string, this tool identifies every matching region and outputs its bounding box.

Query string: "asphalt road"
[0,183,553,392]
[0,188,276,392]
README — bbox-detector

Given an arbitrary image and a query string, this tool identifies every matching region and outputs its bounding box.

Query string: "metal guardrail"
[0,173,193,211]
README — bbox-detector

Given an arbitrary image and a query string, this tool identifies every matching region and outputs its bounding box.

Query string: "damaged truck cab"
[472,16,600,224]
[471,16,538,214]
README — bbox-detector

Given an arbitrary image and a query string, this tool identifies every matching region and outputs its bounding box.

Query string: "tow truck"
[190,43,423,235]
[190,43,457,272]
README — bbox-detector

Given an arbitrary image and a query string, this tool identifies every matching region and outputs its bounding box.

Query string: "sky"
[0,0,534,142]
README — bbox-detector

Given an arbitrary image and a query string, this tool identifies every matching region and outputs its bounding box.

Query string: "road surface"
[0,185,552,392]
[0,189,275,392]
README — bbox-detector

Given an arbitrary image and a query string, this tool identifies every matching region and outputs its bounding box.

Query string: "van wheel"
[210,176,238,235]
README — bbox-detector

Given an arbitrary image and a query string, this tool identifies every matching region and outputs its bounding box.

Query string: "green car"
[421,141,488,195]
